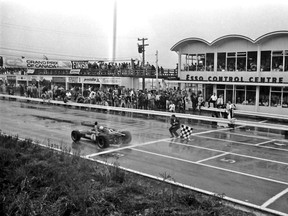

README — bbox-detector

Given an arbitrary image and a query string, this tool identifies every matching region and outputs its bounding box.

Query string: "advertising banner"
[71,61,88,69]
[70,69,81,74]
[68,77,80,83]
[7,75,16,80]
[3,57,72,69]
[82,77,121,85]
[52,77,66,83]
[27,69,35,74]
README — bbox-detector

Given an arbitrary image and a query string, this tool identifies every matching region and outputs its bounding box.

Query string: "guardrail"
[201,107,288,122]
[1,94,288,138]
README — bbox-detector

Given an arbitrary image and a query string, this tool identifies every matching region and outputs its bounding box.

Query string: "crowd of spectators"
[0,61,169,76]
[0,82,210,114]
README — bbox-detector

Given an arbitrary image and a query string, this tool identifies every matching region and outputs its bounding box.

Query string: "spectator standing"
[169,101,175,112]
[209,93,217,108]
[216,94,224,108]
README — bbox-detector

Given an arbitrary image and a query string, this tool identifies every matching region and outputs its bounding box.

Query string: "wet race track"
[1,100,288,215]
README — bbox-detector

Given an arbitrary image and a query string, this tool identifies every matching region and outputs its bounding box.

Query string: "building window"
[227,52,236,71]
[216,85,225,104]
[261,51,271,71]
[272,51,284,71]
[206,53,214,71]
[237,52,247,71]
[225,85,233,103]
[197,54,205,71]
[246,86,256,105]
[283,87,288,108]
[259,86,270,106]
[217,53,226,71]
[236,86,245,104]
[247,51,257,71]
[271,87,282,107]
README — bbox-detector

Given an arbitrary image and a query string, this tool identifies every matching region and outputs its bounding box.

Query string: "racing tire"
[97,135,109,149]
[71,130,81,142]
[120,131,132,144]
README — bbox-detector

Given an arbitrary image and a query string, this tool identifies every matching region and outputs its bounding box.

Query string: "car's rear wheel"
[120,131,132,144]
[71,130,81,142]
[97,135,109,148]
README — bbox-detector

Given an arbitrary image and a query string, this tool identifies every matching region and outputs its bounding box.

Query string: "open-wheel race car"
[71,123,132,149]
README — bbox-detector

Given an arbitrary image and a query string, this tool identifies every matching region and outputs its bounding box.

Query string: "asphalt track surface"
[1,100,288,215]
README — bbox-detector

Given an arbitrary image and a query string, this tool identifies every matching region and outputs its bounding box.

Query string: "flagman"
[169,114,180,138]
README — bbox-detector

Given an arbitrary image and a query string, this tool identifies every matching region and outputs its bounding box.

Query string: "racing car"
[71,124,132,149]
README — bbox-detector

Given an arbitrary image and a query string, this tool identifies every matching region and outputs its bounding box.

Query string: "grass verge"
[0,134,255,216]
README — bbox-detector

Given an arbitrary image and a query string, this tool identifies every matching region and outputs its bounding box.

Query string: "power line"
[0,23,105,39]
[0,46,107,60]
[0,51,136,62]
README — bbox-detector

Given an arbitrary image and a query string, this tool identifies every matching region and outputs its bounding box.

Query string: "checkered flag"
[180,124,193,140]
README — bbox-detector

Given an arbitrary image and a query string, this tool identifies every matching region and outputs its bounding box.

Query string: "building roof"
[170,30,288,51]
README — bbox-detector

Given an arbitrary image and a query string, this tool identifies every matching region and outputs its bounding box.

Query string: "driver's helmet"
[99,126,104,130]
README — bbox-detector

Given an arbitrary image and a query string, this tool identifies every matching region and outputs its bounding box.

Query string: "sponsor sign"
[7,75,16,80]
[52,77,66,83]
[82,77,121,85]
[68,77,80,83]
[70,69,81,74]
[27,69,35,74]
[3,57,72,69]
[71,61,88,69]
[18,76,28,81]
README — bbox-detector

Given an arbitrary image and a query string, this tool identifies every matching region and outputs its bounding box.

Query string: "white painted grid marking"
[88,156,288,216]
[130,148,288,186]
[166,140,288,166]
[85,138,171,158]
[255,139,276,146]
[195,134,288,152]
[196,152,229,163]
[261,187,288,208]
[85,126,238,158]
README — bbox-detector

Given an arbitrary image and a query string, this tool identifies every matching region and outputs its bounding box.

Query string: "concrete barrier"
[1,94,288,138]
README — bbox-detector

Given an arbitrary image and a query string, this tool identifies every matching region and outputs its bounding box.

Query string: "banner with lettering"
[82,77,121,85]
[71,61,88,69]
[3,57,72,69]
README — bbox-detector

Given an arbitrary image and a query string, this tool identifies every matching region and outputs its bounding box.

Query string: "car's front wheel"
[71,130,81,142]
[120,131,132,144]
[97,135,109,149]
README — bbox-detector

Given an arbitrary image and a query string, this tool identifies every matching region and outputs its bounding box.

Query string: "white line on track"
[3,131,286,216]
[195,152,228,163]
[85,137,171,158]
[130,148,288,186]
[255,139,276,146]
[167,140,288,166]
[261,187,288,208]
[195,134,288,152]
[85,126,237,158]
[221,130,273,141]
[88,157,288,216]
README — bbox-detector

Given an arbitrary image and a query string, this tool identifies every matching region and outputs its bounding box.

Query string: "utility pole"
[112,0,117,63]
[137,38,149,67]
[155,50,159,91]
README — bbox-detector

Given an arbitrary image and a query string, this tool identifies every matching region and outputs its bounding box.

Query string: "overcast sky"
[1,0,288,68]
